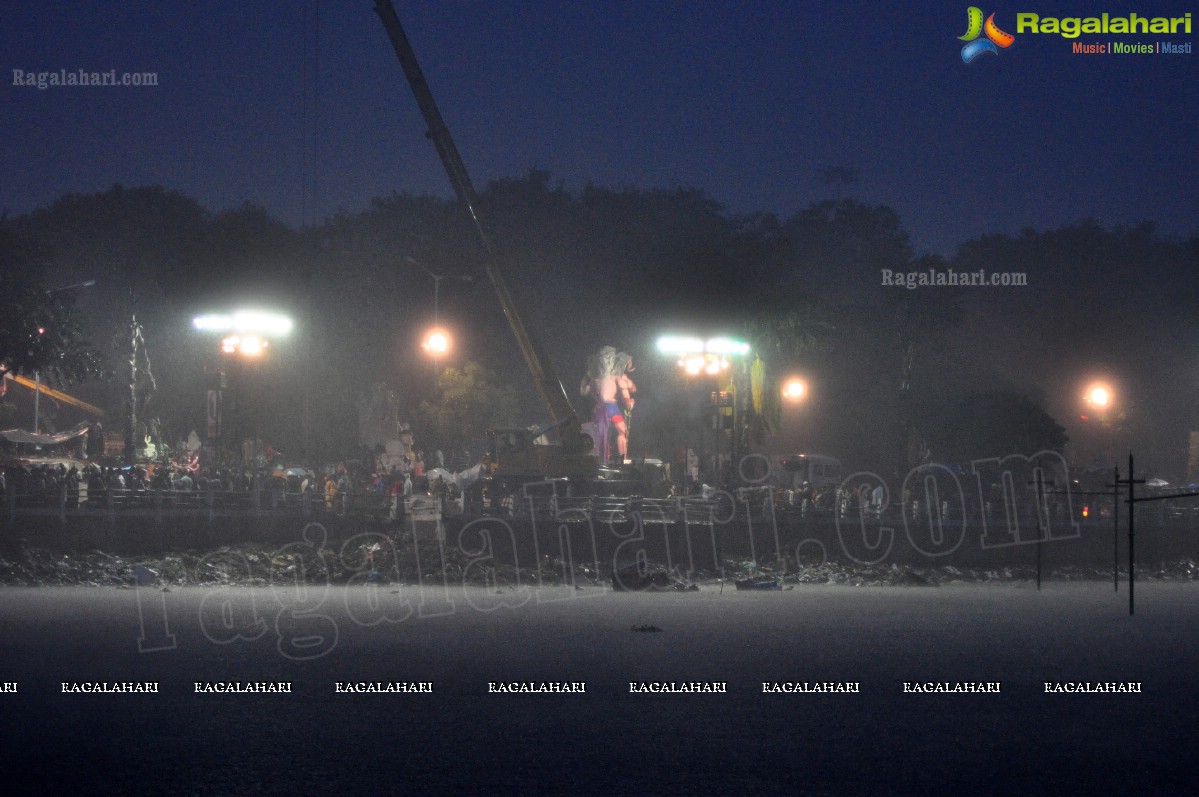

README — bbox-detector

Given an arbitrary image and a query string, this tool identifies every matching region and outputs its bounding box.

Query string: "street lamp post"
[1082,380,1117,465]
[408,256,472,364]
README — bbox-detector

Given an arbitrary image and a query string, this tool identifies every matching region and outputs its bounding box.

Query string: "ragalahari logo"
[959,7,1015,62]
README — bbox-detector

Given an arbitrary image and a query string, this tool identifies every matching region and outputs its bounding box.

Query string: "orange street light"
[782,377,808,402]
[422,327,451,357]
[221,334,268,357]
[1086,384,1111,408]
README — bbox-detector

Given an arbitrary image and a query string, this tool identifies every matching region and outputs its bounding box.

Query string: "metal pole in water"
[1112,466,1119,592]
[1128,454,1135,616]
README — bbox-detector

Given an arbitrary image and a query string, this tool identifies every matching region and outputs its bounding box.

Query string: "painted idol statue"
[580,346,635,464]
[613,351,636,462]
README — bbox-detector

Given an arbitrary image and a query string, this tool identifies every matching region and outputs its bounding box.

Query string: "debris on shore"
[0,540,1195,589]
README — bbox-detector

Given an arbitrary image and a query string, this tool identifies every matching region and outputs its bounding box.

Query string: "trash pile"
[711,558,1199,587]
[1,541,1196,589]
[0,533,596,588]
[610,561,699,592]
[734,575,785,590]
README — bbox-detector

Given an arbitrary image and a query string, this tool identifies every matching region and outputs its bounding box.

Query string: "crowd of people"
[0,448,473,522]
[0,458,287,511]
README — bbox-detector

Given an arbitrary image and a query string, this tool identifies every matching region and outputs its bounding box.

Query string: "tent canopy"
[0,421,91,447]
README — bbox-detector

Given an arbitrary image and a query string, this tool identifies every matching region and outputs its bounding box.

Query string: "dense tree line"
[3,177,1196,478]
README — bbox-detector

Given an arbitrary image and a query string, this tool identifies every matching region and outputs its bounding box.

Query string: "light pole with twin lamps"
[192,310,294,469]
[656,335,751,488]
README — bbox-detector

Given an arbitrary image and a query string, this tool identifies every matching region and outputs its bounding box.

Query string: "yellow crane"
[3,372,105,417]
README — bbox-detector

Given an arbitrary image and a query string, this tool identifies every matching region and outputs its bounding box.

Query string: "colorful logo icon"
[959,7,1015,62]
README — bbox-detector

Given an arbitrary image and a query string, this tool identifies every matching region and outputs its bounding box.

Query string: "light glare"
[1088,386,1110,407]
[657,335,705,355]
[194,310,293,336]
[783,378,807,401]
[423,328,451,356]
[656,335,749,356]
[221,335,268,357]
[705,337,750,355]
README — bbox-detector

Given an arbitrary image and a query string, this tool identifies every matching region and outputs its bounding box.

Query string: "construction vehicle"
[373,1,598,487]
[374,3,684,503]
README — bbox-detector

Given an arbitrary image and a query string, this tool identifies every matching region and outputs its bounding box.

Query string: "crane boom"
[5,373,105,416]
[373,0,586,453]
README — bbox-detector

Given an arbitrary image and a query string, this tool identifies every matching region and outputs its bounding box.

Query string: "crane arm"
[5,373,105,416]
[373,0,585,451]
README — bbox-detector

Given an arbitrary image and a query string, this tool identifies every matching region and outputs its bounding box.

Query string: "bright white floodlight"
[655,335,749,356]
[193,310,293,337]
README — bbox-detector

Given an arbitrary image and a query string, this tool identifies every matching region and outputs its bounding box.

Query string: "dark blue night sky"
[3,1,1196,255]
